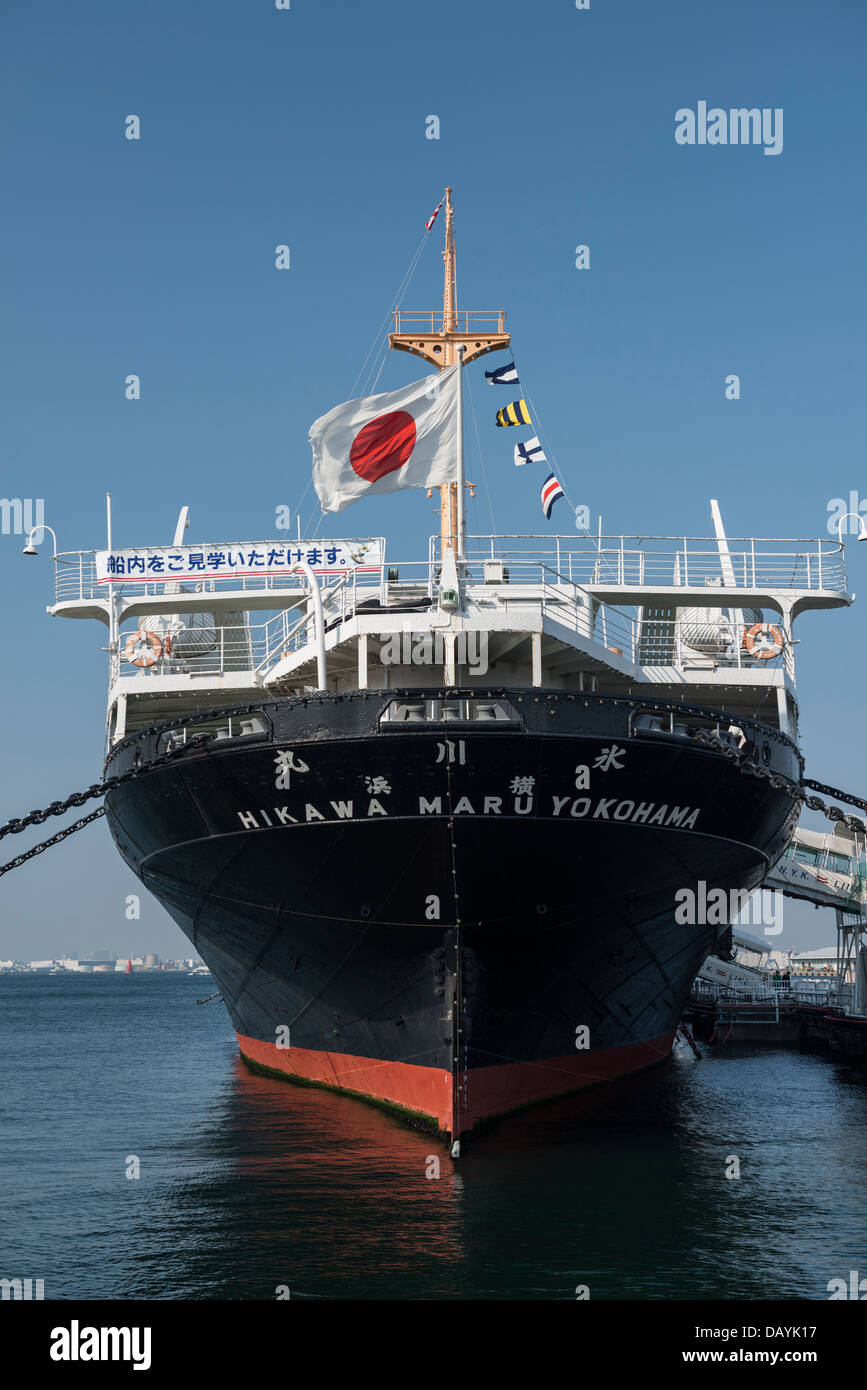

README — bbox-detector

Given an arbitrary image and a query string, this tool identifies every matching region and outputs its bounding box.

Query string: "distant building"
[792,945,856,981]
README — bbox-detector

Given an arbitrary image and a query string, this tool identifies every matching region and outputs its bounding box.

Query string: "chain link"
[689,728,867,834]
[801,778,867,816]
[0,807,106,879]
[0,733,212,845]
[0,734,214,878]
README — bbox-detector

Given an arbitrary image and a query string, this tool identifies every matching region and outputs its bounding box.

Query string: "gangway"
[688,825,867,1043]
[766,823,866,911]
[765,823,867,1016]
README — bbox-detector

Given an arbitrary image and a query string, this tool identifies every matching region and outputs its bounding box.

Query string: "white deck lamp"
[836,513,867,543]
[22,524,59,557]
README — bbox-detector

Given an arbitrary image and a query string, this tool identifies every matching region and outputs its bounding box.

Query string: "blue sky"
[1,0,865,956]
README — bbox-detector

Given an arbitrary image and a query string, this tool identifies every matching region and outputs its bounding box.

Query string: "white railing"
[53,544,387,605]
[54,532,847,607]
[691,976,850,1010]
[115,608,318,683]
[109,558,802,686]
[453,534,847,594]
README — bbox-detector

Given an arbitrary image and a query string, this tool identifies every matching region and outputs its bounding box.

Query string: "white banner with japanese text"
[95,538,385,584]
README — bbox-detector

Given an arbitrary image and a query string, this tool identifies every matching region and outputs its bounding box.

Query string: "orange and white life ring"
[742,623,784,660]
[124,630,169,667]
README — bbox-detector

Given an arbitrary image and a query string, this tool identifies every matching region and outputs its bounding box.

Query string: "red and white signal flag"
[425,197,445,232]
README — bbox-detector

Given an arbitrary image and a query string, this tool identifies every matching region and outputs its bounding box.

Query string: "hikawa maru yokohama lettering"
[236,795,701,829]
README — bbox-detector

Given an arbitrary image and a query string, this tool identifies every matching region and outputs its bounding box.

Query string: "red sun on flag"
[349,410,417,482]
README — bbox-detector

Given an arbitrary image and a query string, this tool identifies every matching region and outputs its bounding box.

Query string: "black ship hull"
[105,690,801,1140]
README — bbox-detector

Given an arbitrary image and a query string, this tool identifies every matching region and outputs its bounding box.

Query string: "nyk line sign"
[236,796,702,829]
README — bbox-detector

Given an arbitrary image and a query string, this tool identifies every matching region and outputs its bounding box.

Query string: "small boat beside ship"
[695,927,776,997]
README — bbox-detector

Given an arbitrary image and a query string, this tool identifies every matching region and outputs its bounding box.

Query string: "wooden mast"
[388,187,510,561]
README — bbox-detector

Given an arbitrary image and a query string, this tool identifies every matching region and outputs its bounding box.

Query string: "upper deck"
[47,531,850,742]
[52,530,847,613]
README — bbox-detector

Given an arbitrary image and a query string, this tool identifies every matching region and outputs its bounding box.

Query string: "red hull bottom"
[237,1032,676,1141]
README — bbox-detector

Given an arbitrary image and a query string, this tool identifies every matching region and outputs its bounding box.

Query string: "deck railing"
[453,534,847,593]
[392,309,507,335]
[111,594,794,684]
[115,607,317,684]
[692,975,854,1010]
[54,533,847,608]
[52,545,387,606]
[105,550,806,686]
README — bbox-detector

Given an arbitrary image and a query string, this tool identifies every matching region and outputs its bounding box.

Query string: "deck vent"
[636,605,676,665]
[631,711,691,740]
[380,697,521,728]
[158,711,271,753]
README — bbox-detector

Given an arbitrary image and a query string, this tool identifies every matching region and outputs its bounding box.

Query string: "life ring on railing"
[124,630,169,667]
[742,623,784,660]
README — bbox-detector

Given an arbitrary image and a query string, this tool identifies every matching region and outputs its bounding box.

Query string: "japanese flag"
[310,366,459,514]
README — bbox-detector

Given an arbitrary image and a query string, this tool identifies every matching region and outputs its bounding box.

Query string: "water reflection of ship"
[152,1045,857,1300]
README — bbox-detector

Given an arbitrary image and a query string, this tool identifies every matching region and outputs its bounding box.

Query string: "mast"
[441,189,459,557]
[389,186,511,564]
[443,185,456,336]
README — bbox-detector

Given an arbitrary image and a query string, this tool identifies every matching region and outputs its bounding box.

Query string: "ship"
[43,189,852,1148]
[695,927,775,996]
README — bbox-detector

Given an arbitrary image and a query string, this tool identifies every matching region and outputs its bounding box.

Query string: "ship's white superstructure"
[47,524,848,750]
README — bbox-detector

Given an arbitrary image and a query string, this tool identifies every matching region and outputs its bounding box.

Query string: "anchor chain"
[0,734,212,878]
[689,728,867,835]
[801,778,867,816]
[0,808,106,879]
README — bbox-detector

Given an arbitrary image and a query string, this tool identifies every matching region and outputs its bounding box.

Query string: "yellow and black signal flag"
[495,398,532,428]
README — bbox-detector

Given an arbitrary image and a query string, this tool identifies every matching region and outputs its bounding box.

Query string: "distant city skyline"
[2,895,845,960]
[0,950,204,972]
